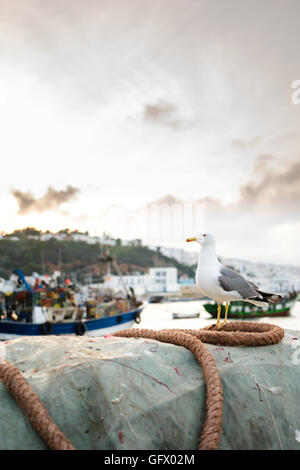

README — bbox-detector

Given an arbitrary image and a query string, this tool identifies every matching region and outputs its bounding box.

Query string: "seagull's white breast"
[196,262,221,297]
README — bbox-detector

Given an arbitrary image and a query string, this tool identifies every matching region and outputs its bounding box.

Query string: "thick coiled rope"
[0,321,284,450]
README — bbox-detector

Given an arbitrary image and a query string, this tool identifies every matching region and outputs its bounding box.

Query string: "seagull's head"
[186,232,214,246]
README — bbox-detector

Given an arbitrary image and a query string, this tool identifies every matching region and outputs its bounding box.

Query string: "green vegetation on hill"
[0,229,194,280]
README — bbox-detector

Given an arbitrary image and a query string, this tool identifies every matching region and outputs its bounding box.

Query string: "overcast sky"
[1,0,300,264]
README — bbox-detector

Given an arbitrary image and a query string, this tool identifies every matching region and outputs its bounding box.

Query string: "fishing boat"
[148,295,164,303]
[203,294,298,319]
[149,295,209,304]
[172,312,200,319]
[0,269,144,340]
[167,296,209,303]
[0,306,143,341]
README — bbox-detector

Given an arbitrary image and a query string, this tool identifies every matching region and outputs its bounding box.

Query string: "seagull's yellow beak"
[186,236,197,242]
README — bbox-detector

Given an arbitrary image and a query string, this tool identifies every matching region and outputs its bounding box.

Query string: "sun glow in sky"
[1,0,300,264]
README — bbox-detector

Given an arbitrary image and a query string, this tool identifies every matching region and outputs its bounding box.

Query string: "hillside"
[0,229,194,281]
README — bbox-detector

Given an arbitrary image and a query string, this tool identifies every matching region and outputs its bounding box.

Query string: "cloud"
[141,100,193,130]
[11,185,80,214]
[118,153,300,262]
[147,194,182,205]
[143,149,300,213]
[252,153,275,173]
[231,136,262,149]
[239,155,300,207]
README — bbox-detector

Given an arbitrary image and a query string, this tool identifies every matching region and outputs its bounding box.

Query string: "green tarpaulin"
[0,329,300,450]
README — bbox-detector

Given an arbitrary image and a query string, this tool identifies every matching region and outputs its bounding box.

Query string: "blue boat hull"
[0,308,143,340]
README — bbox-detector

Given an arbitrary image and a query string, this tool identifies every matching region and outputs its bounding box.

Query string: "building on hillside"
[99,238,117,246]
[252,277,295,294]
[146,267,180,294]
[40,233,54,241]
[122,239,142,247]
[160,247,199,266]
[108,274,146,296]
[104,267,180,295]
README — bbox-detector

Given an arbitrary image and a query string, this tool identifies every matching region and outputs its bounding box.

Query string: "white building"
[104,267,180,295]
[108,274,146,296]
[40,233,54,241]
[146,267,180,294]
[98,238,117,246]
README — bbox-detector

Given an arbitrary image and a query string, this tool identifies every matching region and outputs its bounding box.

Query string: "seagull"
[186,233,282,329]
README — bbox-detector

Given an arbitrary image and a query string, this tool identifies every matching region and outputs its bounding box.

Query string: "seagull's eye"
[203,234,206,237]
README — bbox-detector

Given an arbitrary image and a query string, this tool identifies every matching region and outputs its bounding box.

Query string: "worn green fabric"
[0,329,300,450]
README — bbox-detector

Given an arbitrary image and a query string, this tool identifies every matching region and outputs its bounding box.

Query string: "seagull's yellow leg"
[220,302,230,328]
[216,303,221,329]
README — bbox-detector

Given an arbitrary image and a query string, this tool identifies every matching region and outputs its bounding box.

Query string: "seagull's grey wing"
[218,267,262,300]
[248,280,260,290]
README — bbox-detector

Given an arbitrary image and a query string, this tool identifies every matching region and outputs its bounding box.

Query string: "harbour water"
[138,299,300,332]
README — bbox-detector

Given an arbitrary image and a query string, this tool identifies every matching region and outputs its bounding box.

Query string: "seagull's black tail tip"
[259,291,283,304]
